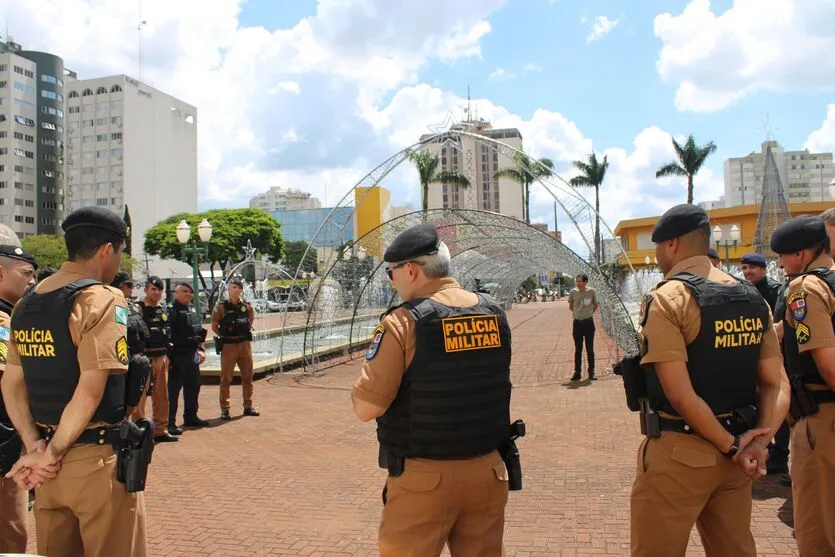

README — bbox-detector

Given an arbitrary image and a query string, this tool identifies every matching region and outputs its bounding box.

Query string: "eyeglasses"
[385,260,424,280]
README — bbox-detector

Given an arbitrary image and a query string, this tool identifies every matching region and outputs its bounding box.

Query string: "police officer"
[707,247,721,268]
[0,244,36,553]
[630,204,789,557]
[0,207,148,557]
[352,223,514,557]
[770,215,835,556]
[740,252,781,311]
[211,276,257,420]
[135,276,176,443]
[167,282,209,433]
[110,271,152,420]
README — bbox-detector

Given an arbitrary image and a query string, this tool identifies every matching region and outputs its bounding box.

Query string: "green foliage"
[144,208,284,271]
[569,152,609,264]
[282,240,318,274]
[406,148,470,211]
[494,152,554,224]
[21,234,67,270]
[655,134,717,204]
[123,205,133,256]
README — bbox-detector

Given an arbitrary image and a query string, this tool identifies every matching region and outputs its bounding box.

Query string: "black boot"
[570,371,581,381]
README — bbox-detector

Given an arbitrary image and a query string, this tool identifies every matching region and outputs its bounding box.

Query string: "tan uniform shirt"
[352,278,479,409]
[6,262,129,425]
[784,255,835,353]
[639,255,780,365]
[0,303,10,376]
[568,287,597,320]
[211,300,255,337]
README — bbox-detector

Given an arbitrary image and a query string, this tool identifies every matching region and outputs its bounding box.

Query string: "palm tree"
[406,148,471,212]
[493,152,554,224]
[569,153,609,264]
[655,135,717,204]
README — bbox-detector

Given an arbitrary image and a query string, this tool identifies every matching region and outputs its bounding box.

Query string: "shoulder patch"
[115,306,128,326]
[638,294,653,327]
[796,322,811,345]
[366,324,385,361]
[115,336,130,365]
[787,290,807,322]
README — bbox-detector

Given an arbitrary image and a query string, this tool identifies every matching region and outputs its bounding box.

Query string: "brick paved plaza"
[25,302,798,556]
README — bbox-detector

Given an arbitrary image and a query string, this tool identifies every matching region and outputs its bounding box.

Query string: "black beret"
[383,223,440,263]
[229,275,244,286]
[175,281,194,292]
[0,245,38,269]
[740,252,767,267]
[652,204,710,243]
[110,271,133,288]
[770,216,828,254]
[146,275,164,289]
[62,206,128,238]
[707,248,719,259]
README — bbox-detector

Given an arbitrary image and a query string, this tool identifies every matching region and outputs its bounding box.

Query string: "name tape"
[442,315,501,353]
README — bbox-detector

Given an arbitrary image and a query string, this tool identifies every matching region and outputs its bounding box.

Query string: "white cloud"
[523,63,542,74]
[805,103,835,154]
[270,81,301,95]
[654,0,835,112]
[488,67,516,81]
[586,15,619,43]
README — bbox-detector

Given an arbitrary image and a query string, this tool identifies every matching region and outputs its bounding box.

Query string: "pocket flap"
[670,446,716,468]
[492,461,509,481]
[398,470,441,492]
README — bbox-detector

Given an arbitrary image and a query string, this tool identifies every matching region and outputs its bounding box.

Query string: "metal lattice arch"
[271,128,645,375]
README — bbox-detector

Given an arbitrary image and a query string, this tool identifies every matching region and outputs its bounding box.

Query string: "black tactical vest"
[139,301,170,354]
[645,273,770,416]
[169,302,204,353]
[783,268,835,385]
[376,294,512,459]
[0,298,13,426]
[125,301,150,356]
[219,301,250,338]
[11,279,127,425]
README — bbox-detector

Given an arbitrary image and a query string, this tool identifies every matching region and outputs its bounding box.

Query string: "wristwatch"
[723,435,740,459]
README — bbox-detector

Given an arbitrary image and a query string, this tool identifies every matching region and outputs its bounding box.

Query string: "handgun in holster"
[499,419,526,491]
[613,352,645,412]
[789,376,819,420]
[639,399,661,438]
[215,337,224,355]
[378,446,404,477]
[116,418,154,493]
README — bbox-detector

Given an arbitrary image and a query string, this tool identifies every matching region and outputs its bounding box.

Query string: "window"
[41,137,56,147]
[25,200,34,208]
[96,86,108,94]
[41,74,58,84]
[96,117,107,126]
[110,85,122,93]
[56,125,63,134]
[43,170,55,178]
[96,102,108,112]
[0,131,5,139]
[56,108,64,118]
[110,100,122,110]
[15,115,35,126]
[0,81,5,88]
[111,148,122,158]
[0,65,5,71]
[13,81,23,91]
[82,136,93,144]
[82,167,94,175]
[25,217,34,224]
[83,119,94,128]
[14,184,24,192]
[96,134,108,142]
[41,89,58,100]
[82,89,93,97]
[111,116,122,125]
[0,182,5,188]
[111,132,122,141]
[96,182,107,190]
[0,148,6,155]
[43,154,57,162]
[41,122,57,131]
[95,150,107,159]
[68,91,79,98]
[96,198,108,206]
[13,99,36,111]
[68,106,80,114]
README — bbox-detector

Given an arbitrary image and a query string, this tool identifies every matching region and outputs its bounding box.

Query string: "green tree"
[282,240,318,275]
[406,148,470,212]
[569,152,609,264]
[22,234,137,274]
[144,208,284,287]
[493,152,554,224]
[655,134,717,204]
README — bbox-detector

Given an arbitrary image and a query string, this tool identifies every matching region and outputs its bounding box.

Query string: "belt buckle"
[43,425,54,442]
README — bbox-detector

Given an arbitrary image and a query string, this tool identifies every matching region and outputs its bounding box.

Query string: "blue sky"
[8,0,835,253]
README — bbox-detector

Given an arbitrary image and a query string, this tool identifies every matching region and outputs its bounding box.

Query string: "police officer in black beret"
[628,204,789,556]
[707,247,721,268]
[0,243,37,553]
[351,223,519,556]
[168,281,209,432]
[2,206,149,555]
[739,252,781,311]
[770,215,835,555]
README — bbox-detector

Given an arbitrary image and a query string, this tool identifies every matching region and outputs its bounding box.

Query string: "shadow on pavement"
[752,476,793,529]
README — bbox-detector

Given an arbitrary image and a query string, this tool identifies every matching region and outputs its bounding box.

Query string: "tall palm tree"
[493,152,554,224]
[406,149,471,212]
[655,134,717,204]
[569,153,609,264]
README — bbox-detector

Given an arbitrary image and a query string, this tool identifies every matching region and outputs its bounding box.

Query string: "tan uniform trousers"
[131,354,169,436]
[219,340,254,411]
[34,444,147,557]
[630,432,755,557]
[0,474,27,553]
[379,451,509,557]
[791,402,835,556]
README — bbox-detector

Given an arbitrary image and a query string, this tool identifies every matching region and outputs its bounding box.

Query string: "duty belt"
[144,347,168,357]
[221,337,247,344]
[38,424,123,446]
[658,408,756,437]
[808,389,835,405]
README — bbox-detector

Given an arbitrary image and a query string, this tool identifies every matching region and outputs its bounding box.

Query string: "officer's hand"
[6,448,60,489]
[197,350,206,365]
[733,427,771,478]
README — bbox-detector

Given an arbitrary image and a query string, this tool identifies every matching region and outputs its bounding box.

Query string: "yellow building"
[354,185,391,258]
[613,202,832,268]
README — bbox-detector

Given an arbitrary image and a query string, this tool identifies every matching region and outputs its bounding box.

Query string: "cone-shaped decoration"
[754,146,792,256]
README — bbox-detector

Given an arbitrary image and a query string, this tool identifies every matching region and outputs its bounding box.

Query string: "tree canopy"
[494,152,554,224]
[656,135,717,204]
[21,234,137,273]
[282,240,318,275]
[406,148,470,211]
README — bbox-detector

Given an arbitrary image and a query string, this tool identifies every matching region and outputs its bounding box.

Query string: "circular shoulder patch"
[366,324,385,361]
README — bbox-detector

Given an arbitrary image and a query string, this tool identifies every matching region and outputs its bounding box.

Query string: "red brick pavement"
[22,301,797,556]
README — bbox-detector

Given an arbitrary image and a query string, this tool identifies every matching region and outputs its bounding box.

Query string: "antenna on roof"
[137,0,147,82]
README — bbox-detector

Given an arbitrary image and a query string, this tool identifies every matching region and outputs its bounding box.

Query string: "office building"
[271,207,355,248]
[354,186,391,259]
[250,186,321,212]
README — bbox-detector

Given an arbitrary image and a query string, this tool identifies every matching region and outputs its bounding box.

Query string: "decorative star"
[427,109,457,134]
[242,239,256,260]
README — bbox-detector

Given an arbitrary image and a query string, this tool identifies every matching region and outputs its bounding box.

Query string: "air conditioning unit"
[117,139,122,144]
[116,171,122,176]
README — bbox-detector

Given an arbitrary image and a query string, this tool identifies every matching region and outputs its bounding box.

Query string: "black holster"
[613,352,646,412]
[215,338,224,355]
[378,446,404,477]
[116,418,154,493]
[126,354,151,407]
[639,399,661,438]
[0,423,23,477]
[789,376,820,420]
[499,419,526,491]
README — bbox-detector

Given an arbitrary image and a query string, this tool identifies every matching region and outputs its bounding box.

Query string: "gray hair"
[413,241,451,279]
[821,207,835,225]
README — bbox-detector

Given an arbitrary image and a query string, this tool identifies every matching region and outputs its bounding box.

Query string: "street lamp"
[177,218,212,315]
[713,224,740,268]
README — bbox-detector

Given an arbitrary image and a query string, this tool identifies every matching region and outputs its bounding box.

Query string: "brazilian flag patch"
[115,336,129,365]
[115,306,128,326]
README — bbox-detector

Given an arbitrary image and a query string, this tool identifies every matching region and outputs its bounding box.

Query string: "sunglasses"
[385,260,424,280]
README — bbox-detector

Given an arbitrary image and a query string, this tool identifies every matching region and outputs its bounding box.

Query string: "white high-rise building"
[63,75,197,277]
[723,140,834,206]
[418,120,525,221]
[249,187,321,212]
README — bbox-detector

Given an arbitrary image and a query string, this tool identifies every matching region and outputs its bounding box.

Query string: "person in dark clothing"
[740,252,781,311]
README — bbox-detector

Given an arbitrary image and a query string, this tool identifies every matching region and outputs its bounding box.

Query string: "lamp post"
[712,224,740,268]
[176,218,212,315]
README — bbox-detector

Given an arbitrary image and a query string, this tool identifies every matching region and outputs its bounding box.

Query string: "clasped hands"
[4,440,61,489]
[730,427,772,480]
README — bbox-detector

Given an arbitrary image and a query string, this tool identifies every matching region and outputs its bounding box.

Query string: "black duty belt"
[221,337,247,344]
[809,390,835,405]
[659,414,750,436]
[144,347,168,357]
[39,424,123,446]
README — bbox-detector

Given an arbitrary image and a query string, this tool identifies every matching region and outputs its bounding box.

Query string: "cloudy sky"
[6,0,835,250]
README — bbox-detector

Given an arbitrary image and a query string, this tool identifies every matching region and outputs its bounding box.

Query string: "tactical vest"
[11,279,126,425]
[219,301,250,338]
[376,294,512,459]
[169,302,204,353]
[773,283,788,324]
[783,268,835,385]
[0,298,13,426]
[126,301,150,357]
[645,273,770,416]
[139,301,170,355]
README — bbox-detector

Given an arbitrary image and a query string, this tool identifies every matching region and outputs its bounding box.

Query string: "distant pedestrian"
[568,274,598,381]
